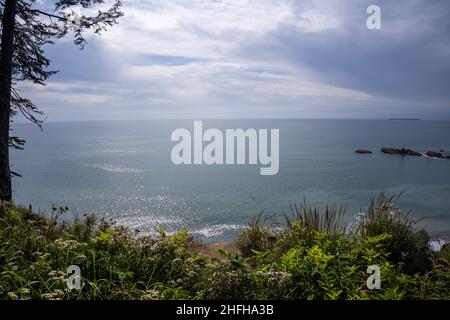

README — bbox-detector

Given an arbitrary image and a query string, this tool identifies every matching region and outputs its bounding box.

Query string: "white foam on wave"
[191,224,246,238]
[115,213,246,239]
[429,239,447,252]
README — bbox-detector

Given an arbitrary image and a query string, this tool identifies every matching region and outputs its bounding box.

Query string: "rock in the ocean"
[381,147,401,154]
[405,149,422,156]
[381,147,422,156]
[355,149,373,154]
[426,151,450,159]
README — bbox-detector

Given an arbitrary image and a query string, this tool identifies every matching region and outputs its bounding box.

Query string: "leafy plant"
[0,193,448,300]
[357,192,432,274]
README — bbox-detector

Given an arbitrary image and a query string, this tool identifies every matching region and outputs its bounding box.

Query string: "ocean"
[11,119,450,242]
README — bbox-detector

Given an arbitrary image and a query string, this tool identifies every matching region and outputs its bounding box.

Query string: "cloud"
[17,0,450,121]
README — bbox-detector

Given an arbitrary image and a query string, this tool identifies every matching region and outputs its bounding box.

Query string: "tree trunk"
[0,0,17,202]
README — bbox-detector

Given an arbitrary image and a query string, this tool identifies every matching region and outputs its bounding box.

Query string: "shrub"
[357,192,432,274]
[255,222,395,299]
[1,194,448,300]
[0,202,201,300]
[235,213,277,257]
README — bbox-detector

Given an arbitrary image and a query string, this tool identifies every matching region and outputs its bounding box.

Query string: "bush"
[0,202,201,300]
[357,192,432,274]
[1,194,449,300]
[235,213,277,257]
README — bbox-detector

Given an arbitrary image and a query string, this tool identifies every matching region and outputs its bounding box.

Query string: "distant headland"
[388,118,420,121]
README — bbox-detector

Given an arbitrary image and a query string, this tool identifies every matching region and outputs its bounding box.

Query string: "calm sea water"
[11,119,450,242]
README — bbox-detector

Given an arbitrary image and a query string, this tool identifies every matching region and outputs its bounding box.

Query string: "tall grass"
[357,191,415,237]
[284,200,346,234]
[239,192,433,274]
[356,191,432,274]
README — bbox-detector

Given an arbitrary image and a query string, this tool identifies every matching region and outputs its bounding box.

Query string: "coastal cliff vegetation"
[0,193,449,300]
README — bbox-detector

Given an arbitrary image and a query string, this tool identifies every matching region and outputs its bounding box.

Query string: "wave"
[114,212,246,240]
[429,239,448,252]
[190,224,246,238]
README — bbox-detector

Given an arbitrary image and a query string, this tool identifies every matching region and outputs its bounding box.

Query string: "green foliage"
[357,192,432,274]
[255,223,394,299]
[0,202,199,300]
[235,213,277,258]
[0,195,449,300]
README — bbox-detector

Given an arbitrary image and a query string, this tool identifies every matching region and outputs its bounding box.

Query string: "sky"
[17,0,450,121]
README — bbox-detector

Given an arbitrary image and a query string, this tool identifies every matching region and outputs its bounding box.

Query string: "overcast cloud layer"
[19,0,450,121]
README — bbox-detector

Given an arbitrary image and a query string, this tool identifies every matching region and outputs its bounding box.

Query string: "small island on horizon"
[389,118,421,121]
